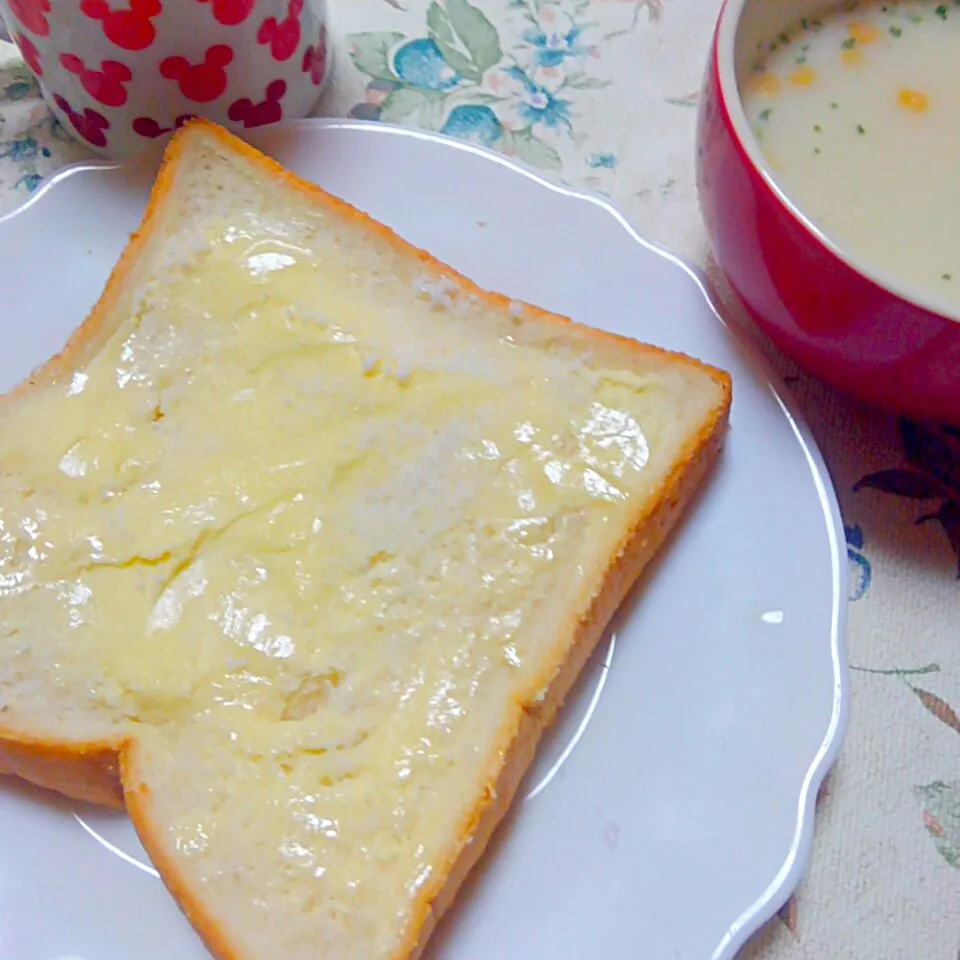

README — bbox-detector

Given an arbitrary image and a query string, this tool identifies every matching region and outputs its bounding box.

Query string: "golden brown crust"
[122,745,243,960]
[0,135,192,801]
[403,388,729,960]
[0,118,733,960]
[1,118,730,414]
[0,141,184,410]
[0,729,125,807]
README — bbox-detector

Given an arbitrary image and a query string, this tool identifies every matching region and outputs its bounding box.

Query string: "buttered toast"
[0,120,731,960]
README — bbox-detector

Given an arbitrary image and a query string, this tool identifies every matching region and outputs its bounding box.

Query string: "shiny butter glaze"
[0,219,669,954]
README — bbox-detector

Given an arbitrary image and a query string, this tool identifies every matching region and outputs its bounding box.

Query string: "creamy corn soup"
[742,0,960,312]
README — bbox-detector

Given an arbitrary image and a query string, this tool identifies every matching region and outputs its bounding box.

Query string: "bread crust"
[405,409,726,959]
[123,746,245,960]
[0,118,728,408]
[0,119,732,960]
[0,730,126,807]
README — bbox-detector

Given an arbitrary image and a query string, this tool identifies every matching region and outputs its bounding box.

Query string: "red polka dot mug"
[0,0,330,157]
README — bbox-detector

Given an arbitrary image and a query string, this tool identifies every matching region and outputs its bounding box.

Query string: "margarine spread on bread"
[0,120,731,960]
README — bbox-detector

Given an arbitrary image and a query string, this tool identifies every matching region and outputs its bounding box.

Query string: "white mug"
[0,0,330,158]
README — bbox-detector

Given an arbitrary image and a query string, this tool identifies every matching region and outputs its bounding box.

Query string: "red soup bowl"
[696,0,960,425]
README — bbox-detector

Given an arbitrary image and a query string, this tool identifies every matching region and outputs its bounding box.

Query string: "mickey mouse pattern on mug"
[0,0,330,157]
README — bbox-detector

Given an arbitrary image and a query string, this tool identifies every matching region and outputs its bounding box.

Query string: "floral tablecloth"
[0,2,957,957]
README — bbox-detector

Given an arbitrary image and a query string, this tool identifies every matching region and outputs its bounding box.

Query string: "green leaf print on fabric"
[380,86,447,123]
[502,125,562,169]
[915,781,960,868]
[427,0,503,83]
[350,32,407,82]
[561,72,612,91]
[851,664,960,870]
[347,0,648,176]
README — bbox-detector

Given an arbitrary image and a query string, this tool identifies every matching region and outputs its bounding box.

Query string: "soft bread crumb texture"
[0,121,731,960]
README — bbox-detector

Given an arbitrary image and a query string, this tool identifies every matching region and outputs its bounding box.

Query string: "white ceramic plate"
[0,120,847,960]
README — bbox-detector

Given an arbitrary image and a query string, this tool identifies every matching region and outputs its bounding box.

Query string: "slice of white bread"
[0,120,731,960]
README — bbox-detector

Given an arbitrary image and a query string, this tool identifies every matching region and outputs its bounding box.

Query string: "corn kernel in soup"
[742,0,960,312]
